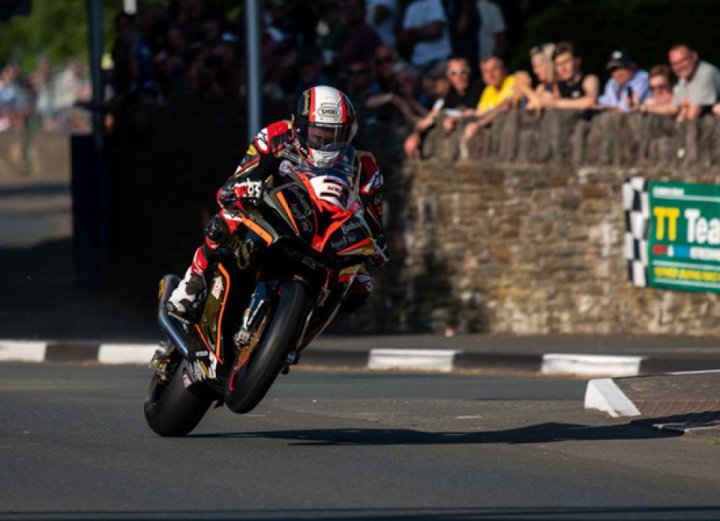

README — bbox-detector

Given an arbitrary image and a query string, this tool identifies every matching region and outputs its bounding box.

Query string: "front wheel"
[144,351,212,437]
[224,281,310,414]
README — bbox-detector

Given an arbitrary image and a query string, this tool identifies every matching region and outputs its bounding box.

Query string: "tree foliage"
[0,0,123,71]
[512,0,720,81]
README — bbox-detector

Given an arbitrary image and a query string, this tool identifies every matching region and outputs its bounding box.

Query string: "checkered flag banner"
[622,177,649,287]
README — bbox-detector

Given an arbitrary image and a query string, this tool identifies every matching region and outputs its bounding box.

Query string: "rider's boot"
[167,268,207,323]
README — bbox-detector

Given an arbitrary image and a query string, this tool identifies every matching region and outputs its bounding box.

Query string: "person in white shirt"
[365,0,397,48]
[400,0,452,69]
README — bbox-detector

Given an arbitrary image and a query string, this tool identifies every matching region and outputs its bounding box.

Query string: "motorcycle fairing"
[265,181,376,258]
[265,183,316,245]
[197,263,232,365]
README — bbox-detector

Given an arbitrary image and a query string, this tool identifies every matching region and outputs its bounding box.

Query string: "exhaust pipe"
[157,274,191,357]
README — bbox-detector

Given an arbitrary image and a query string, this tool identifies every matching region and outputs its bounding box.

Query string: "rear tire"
[224,282,310,414]
[144,354,212,437]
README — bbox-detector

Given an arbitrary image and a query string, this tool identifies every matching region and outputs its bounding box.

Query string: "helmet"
[294,86,358,171]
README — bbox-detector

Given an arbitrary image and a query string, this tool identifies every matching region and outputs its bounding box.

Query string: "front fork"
[231,279,313,374]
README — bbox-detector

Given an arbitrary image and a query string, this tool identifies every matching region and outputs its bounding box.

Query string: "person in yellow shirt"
[464,55,515,139]
[477,57,516,111]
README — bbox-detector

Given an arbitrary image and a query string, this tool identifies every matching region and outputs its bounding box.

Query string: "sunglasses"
[447,67,470,77]
[649,83,669,91]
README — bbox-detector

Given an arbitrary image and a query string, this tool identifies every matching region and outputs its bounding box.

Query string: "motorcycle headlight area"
[309,175,354,211]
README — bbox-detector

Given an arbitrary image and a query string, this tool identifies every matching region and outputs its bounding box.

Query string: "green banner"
[648,180,720,292]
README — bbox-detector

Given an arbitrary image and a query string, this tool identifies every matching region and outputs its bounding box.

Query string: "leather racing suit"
[169,119,388,320]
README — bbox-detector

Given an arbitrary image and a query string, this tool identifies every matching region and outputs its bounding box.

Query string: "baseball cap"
[606,49,634,70]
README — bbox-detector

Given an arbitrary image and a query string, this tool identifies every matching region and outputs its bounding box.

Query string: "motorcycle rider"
[167,85,389,322]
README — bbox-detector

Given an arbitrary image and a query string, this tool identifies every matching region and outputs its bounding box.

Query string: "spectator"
[155,23,191,97]
[476,0,507,60]
[639,65,675,114]
[443,0,481,69]
[50,59,92,131]
[32,57,56,128]
[365,61,429,125]
[475,55,515,115]
[400,0,452,70]
[515,43,557,111]
[544,41,599,110]
[463,54,515,139]
[668,43,720,122]
[0,64,30,132]
[391,62,430,123]
[316,1,348,70]
[110,9,160,100]
[292,46,331,98]
[597,49,649,112]
[403,57,481,156]
[337,0,383,70]
[342,59,383,114]
[417,62,449,109]
[365,0,398,48]
[373,45,398,93]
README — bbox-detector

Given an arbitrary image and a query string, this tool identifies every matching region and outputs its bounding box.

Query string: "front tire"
[224,281,310,414]
[144,353,212,437]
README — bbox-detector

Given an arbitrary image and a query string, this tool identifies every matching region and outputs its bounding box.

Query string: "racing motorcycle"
[144,156,381,437]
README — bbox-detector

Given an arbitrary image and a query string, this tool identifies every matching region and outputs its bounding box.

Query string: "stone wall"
[370,110,720,336]
[0,131,71,181]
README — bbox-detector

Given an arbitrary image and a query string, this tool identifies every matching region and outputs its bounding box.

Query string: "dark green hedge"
[510,0,720,81]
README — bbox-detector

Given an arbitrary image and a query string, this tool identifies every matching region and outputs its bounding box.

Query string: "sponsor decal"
[247,144,258,156]
[331,237,350,250]
[317,102,340,118]
[341,219,364,234]
[289,186,314,216]
[302,90,311,116]
[255,129,269,153]
[647,180,720,292]
[211,276,224,299]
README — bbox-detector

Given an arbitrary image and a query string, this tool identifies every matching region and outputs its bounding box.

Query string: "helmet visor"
[297,119,354,150]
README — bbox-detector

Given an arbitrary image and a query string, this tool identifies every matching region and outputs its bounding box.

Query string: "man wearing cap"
[598,49,649,112]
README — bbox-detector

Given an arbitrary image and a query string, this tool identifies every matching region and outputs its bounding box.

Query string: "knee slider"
[204,215,230,244]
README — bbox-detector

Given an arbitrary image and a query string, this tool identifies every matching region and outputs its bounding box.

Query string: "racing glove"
[219,178,265,213]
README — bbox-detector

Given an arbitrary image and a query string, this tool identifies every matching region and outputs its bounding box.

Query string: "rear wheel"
[224,281,310,413]
[144,349,212,437]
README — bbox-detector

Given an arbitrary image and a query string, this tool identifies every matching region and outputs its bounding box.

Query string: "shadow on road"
[190,421,681,445]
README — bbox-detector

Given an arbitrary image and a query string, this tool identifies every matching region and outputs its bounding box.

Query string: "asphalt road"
[1,364,719,521]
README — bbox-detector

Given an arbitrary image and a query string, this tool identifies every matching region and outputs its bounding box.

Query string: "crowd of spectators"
[4,0,720,157]
[0,57,91,133]
[103,0,511,138]
[101,0,720,159]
